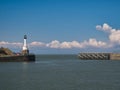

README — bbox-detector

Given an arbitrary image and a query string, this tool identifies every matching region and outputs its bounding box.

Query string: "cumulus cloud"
[109,30,120,43]
[46,40,60,48]
[0,41,9,45]
[1,23,120,50]
[28,23,120,49]
[29,41,45,47]
[43,39,107,49]
[96,23,120,44]
[0,41,22,47]
[96,23,112,32]
[68,41,83,48]
[0,40,108,49]
[84,38,107,48]
[47,40,80,49]
[0,41,22,49]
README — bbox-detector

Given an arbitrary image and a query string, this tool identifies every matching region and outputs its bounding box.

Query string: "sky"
[1,0,120,54]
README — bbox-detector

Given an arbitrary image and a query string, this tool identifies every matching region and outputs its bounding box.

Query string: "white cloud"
[46,40,83,49]
[96,25,102,30]
[96,23,120,44]
[60,42,71,48]
[1,23,120,50]
[59,41,82,48]
[0,41,23,50]
[0,39,108,49]
[29,41,45,47]
[0,41,9,45]
[44,39,107,49]
[96,23,112,32]
[0,41,22,47]
[85,38,107,47]
[11,42,23,46]
[109,30,120,43]
[70,41,83,48]
[46,40,60,48]
[46,40,81,49]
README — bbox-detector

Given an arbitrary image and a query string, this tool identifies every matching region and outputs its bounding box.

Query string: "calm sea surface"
[0,54,120,90]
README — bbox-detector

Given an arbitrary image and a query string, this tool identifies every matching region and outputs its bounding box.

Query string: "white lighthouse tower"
[22,35,29,55]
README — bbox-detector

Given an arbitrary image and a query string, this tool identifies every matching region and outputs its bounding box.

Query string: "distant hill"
[0,47,14,56]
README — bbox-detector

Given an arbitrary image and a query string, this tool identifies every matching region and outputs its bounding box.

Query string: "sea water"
[0,54,120,90]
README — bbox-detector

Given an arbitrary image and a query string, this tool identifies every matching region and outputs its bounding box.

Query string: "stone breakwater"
[0,54,35,62]
[78,53,120,60]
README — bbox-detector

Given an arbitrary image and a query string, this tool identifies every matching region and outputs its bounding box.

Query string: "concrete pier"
[0,54,35,62]
[78,53,120,60]
[110,53,120,60]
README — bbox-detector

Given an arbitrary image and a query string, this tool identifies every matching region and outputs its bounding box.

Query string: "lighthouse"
[22,35,29,55]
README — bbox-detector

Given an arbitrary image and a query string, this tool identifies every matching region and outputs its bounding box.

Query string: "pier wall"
[0,54,35,62]
[78,53,120,60]
[110,53,120,60]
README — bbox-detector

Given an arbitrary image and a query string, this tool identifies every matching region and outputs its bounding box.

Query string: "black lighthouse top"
[24,35,27,39]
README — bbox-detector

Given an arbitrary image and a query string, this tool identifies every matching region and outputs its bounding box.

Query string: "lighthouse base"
[22,50,29,55]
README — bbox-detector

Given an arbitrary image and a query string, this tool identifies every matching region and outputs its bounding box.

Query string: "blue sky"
[1,0,120,54]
